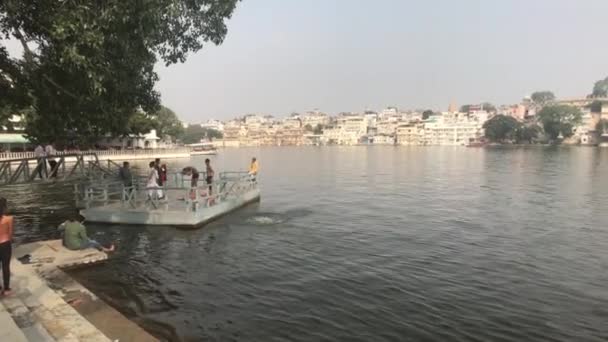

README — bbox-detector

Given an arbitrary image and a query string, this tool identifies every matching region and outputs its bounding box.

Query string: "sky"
[5,0,608,122]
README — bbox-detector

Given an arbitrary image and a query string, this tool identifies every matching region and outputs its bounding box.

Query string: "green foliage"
[181,125,223,144]
[313,124,323,135]
[460,105,471,113]
[592,77,608,97]
[515,124,541,144]
[304,124,313,132]
[128,112,156,136]
[531,91,556,106]
[537,105,583,141]
[152,106,184,139]
[483,115,520,142]
[422,110,434,120]
[481,102,496,113]
[596,119,608,134]
[588,100,603,113]
[0,0,239,145]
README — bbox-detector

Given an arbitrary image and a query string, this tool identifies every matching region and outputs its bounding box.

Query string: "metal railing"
[77,172,257,212]
[0,148,191,161]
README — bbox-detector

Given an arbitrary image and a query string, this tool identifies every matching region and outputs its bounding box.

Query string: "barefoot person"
[248,157,259,182]
[60,213,114,252]
[0,198,13,296]
[182,166,200,188]
[205,158,214,194]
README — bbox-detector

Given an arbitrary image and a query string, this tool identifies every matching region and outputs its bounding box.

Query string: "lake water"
[8,147,608,341]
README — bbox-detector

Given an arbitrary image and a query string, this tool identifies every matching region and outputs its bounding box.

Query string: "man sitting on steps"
[59,212,115,252]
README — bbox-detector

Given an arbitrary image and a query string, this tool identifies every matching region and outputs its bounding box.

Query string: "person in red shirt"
[0,198,14,296]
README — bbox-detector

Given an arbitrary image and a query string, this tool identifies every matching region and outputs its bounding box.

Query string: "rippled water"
[8,147,608,341]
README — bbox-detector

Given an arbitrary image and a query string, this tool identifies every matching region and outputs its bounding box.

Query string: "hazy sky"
[5,0,608,122]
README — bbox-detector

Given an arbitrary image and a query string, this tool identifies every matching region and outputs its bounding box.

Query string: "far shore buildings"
[207,97,608,148]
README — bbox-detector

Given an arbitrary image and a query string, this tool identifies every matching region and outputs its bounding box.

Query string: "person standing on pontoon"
[248,157,259,182]
[147,161,163,200]
[182,166,200,188]
[205,158,214,195]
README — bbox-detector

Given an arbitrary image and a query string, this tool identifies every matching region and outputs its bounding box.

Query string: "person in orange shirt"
[248,157,259,182]
[0,198,13,296]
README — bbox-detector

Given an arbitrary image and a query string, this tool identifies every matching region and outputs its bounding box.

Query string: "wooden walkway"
[0,153,117,186]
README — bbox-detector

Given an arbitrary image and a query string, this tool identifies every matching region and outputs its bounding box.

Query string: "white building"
[372,134,395,145]
[301,111,330,128]
[419,113,485,145]
[99,129,166,149]
[200,119,224,132]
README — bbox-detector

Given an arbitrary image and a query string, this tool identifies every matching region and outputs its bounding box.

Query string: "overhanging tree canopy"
[0,0,239,146]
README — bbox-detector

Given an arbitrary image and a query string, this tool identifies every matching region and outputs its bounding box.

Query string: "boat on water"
[187,142,217,155]
[77,171,259,227]
[466,137,487,147]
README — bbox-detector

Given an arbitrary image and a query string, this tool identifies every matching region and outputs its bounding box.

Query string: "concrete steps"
[0,300,29,342]
[2,292,56,341]
[5,259,112,342]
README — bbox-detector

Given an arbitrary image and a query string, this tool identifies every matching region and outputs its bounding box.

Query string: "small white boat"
[187,142,217,155]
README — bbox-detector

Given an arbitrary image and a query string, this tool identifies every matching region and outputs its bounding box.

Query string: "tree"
[304,124,313,132]
[460,105,472,113]
[481,102,496,113]
[181,125,223,144]
[483,115,521,143]
[596,119,608,134]
[0,0,239,146]
[128,112,156,136]
[313,124,323,135]
[515,124,541,144]
[537,105,583,141]
[531,91,556,106]
[592,77,608,98]
[588,100,603,113]
[422,110,434,120]
[153,106,184,140]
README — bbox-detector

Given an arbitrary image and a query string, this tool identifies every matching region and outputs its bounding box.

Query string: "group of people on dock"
[34,143,58,179]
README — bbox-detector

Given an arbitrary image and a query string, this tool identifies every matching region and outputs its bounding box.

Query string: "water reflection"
[9,147,608,341]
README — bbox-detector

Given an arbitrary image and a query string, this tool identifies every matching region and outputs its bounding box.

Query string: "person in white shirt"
[147,161,163,199]
[34,145,45,179]
[34,145,45,157]
[45,144,58,178]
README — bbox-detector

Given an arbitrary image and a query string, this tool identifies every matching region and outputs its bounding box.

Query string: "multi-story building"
[200,119,224,132]
[376,120,400,136]
[396,124,421,145]
[283,117,302,129]
[301,111,330,128]
[372,134,395,145]
[419,113,485,145]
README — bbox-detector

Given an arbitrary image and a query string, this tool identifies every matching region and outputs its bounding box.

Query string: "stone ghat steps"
[2,250,112,342]
[1,295,55,341]
[0,299,29,342]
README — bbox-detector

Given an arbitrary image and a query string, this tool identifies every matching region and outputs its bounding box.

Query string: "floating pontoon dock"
[78,171,260,227]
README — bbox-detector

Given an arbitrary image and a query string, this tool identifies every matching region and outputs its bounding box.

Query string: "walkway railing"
[0,148,191,161]
[0,153,118,186]
[76,172,257,212]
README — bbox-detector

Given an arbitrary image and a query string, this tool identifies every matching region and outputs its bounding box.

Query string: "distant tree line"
[481,79,608,144]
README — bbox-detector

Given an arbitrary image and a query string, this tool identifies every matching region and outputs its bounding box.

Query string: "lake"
[8,146,608,341]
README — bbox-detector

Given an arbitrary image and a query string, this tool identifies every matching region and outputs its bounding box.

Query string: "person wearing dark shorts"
[205,158,214,194]
[182,167,199,187]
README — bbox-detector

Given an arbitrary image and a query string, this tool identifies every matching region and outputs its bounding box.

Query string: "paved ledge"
[0,240,158,341]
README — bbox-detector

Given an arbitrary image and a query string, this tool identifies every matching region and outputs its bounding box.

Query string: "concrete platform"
[82,188,261,227]
[14,240,108,270]
[0,240,159,341]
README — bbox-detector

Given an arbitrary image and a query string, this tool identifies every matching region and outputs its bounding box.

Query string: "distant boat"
[466,138,487,147]
[186,142,217,155]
